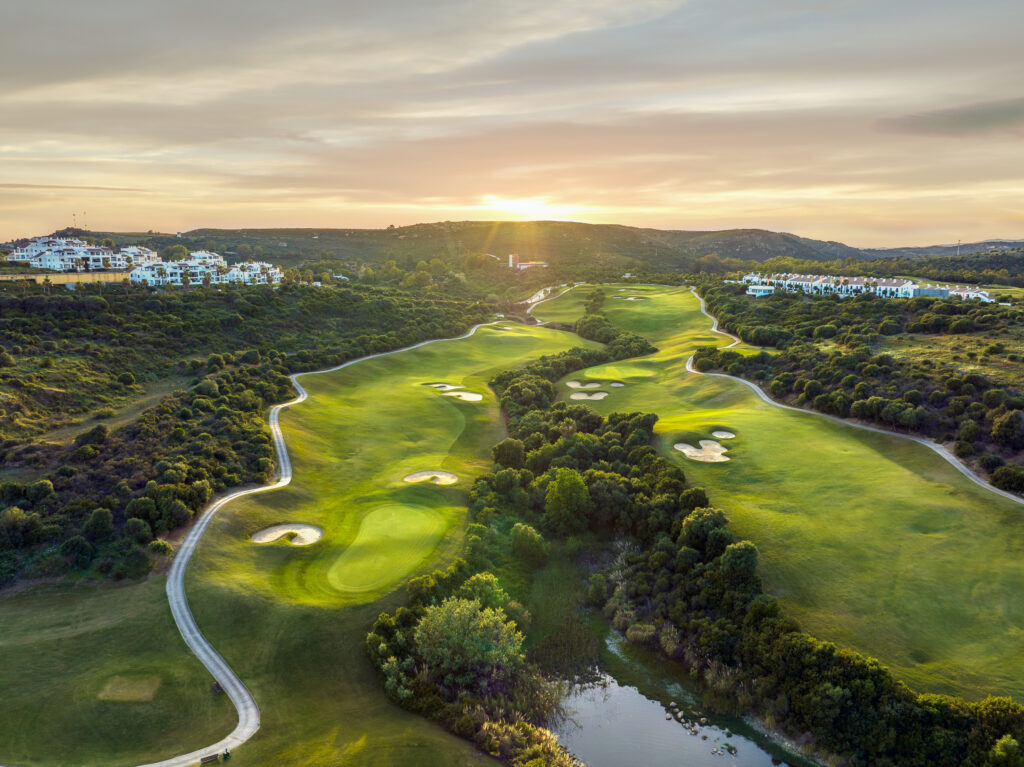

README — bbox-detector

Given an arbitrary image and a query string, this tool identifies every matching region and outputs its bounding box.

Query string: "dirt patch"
[251,523,323,545]
[570,391,609,400]
[404,471,458,485]
[712,430,735,439]
[567,380,602,389]
[98,675,161,702]
[674,440,729,462]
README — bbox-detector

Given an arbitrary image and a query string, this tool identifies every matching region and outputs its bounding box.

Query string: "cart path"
[686,287,1024,507]
[136,321,498,767]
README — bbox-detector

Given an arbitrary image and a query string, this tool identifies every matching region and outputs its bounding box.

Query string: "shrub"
[625,622,657,646]
[148,538,174,556]
[510,523,548,568]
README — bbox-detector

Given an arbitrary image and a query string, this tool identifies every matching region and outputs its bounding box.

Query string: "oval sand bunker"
[571,391,609,400]
[251,523,323,545]
[567,380,602,389]
[404,470,458,485]
[423,383,463,391]
[674,440,729,463]
[610,382,625,388]
[712,430,736,439]
[442,391,483,402]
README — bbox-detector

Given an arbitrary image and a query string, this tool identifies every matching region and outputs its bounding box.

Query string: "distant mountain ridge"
[863,239,1024,259]
[47,221,1024,269]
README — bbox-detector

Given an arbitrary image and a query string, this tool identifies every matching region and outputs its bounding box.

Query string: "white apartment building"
[742,273,992,302]
[129,251,282,287]
[6,236,159,272]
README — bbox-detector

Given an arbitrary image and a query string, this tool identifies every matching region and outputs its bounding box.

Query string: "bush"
[991,465,1024,492]
[510,523,548,568]
[148,538,174,556]
[117,372,136,386]
[625,622,657,646]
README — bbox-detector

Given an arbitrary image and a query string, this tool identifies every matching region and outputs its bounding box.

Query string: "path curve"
[686,288,1024,507]
[137,322,498,767]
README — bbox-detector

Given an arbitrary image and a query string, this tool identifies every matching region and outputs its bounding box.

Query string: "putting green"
[327,504,445,592]
[179,320,597,765]
[535,284,1024,703]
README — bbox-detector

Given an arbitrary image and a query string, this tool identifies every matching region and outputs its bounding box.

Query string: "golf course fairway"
[179,321,598,765]
[534,284,1024,703]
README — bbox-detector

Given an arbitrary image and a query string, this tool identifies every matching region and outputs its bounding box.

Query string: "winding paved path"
[686,287,1024,507]
[139,321,500,767]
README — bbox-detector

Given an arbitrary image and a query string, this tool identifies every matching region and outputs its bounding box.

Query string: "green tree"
[492,438,526,469]
[989,735,1024,766]
[992,410,1024,450]
[510,523,548,568]
[457,572,509,610]
[83,508,113,541]
[414,597,523,694]
[543,468,591,537]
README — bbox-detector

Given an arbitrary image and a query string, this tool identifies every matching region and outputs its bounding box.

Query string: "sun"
[478,195,583,221]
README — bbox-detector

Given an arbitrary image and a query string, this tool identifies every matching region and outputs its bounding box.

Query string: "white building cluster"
[742,273,992,302]
[129,251,283,287]
[7,236,160,271]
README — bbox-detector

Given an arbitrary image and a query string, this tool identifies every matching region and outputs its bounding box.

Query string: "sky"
[1,0,1023,246]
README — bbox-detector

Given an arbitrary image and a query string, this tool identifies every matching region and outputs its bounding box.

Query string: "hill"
[865,239,1024,259]
[70,221,881,270]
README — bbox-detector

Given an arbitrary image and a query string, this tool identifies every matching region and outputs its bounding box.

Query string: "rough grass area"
[535,284,1024,702]
[877,331,1024,384]
[97,675,162,702]
[0,579,234,767]
[182,322,598,764]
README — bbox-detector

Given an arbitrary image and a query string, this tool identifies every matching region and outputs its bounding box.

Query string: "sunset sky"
[2,0,1022,246]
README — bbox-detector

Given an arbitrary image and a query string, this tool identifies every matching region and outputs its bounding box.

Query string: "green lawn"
[0,321,596,767]
[0,578,235,767]
[183,321,599,764]
[535,285,1024,702]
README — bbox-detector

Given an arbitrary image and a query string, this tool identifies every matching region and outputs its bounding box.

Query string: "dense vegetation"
[0,284,491,587]
[694,283,1024,490]
[411,341,1024,766]
[365,302,656,766]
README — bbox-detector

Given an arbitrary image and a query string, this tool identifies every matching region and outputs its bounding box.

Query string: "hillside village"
[5,235,283,286]
[743,272,994,301]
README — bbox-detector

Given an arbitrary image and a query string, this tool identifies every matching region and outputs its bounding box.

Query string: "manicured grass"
[535,285,1024,702]
[0,578,234,767]
[326,503,445,592]
[182,322,599,764]
[0,321,595,767]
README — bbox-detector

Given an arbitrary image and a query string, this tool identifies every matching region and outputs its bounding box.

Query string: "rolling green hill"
[70,221,880,270]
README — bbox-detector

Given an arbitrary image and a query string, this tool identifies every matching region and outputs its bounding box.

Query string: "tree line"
[0,285,491,587]
[695,282,1024,492]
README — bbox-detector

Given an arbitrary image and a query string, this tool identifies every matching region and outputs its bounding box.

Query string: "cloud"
[0,0,1022,245]
[887,98,1024,136]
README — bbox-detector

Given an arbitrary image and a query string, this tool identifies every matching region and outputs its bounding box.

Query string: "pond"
[554,630,817,767]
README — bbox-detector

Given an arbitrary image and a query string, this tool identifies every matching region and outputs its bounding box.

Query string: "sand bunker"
[674,440,730,463]
[610,382,625,388]
[614,296,648,301]
[712,430,736,439]
[442,391,483,402]
[98,676,161,702]
[570,391,609,400]
[251,523,324,546]
[423,383,463,391]
[404,471,458,485]
[567,380,602,389]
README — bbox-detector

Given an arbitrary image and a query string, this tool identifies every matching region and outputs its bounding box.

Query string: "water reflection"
[555,674,798,766]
